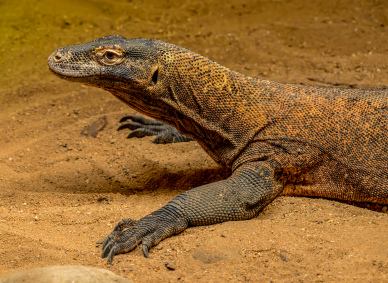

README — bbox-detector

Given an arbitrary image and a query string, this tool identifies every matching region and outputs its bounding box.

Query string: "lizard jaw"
[48,49,99,79]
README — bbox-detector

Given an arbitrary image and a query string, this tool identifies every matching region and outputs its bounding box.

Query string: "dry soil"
[0,0,387,282]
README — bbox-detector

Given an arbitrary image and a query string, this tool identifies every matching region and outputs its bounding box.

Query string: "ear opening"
[151,67,159,85]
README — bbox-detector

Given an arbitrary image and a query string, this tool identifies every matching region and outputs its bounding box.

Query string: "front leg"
[102,161,283,263]
[118,115,193,144]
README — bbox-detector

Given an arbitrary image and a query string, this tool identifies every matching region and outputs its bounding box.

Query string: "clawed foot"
[101,213,188,263]
[118,115,192,144]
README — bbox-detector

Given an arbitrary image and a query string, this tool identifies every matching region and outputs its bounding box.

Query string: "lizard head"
[48,35,160,89]
[48,35,174,119]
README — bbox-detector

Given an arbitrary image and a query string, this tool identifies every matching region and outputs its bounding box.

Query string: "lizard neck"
[156,50,274,167]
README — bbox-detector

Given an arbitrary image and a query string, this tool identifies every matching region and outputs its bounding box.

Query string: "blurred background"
[2,0,388,90]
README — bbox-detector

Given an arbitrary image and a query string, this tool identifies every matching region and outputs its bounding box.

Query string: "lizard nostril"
[53,52,63,62]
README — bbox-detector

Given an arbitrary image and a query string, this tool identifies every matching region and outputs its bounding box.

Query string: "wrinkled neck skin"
[106,47,272,168]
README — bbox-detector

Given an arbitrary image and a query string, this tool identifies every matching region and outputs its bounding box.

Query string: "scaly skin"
[48,35,388,263]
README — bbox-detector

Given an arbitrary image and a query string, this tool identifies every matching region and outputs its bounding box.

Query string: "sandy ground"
[0,0,387,282]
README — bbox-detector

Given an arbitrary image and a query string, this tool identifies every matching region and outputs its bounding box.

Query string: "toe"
[127,128,156,138]
[121,115,164,125]
[117,121,143,131]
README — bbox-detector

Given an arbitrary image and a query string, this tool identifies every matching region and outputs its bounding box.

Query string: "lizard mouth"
[48,66,91,83]
[48,62,93,79]
[48,50,98,79]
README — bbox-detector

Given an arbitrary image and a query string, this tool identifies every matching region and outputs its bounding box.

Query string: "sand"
[0,0,387,282]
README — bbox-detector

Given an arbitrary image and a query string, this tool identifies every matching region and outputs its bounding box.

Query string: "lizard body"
[48,35,388,262]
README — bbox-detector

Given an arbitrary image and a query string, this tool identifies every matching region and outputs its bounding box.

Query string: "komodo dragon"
[48,35,388,263]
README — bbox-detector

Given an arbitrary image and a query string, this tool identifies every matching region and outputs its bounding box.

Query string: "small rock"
[164,261,176,271]
[279,250,289,262]
[97,196,109,204]
[81,116,108,138]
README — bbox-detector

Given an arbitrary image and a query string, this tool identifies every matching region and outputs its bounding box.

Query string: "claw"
[119,115,164,125]
[102,239,114,258]
[101,233,115,251]
[118,114,192,144]
[117,123,134,131]
[119,115,132,123]
[100,209,187,263]
[142,244,149,258]
[127,129,153,138]
[107,246,117,264]
[101,236,110,248]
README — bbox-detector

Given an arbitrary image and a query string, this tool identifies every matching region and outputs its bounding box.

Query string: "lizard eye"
[94,48,125,65]
[105,51,116,60]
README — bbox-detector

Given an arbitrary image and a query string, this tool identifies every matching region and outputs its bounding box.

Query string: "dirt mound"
[0,265,131,283]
